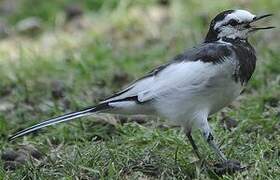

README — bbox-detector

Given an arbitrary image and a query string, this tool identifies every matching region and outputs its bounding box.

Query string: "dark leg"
[195,116,246,175]
[204,132,227,162]
[203,132,246,175]
[186,132,201,160]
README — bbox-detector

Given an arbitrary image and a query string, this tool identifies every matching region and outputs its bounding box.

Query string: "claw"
[210,160,247,176]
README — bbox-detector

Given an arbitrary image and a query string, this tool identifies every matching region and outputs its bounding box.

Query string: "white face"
[214,10,256,39]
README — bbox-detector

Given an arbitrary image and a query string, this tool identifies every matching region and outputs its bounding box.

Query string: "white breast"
[152,58,242,127]
[103,55,242,130]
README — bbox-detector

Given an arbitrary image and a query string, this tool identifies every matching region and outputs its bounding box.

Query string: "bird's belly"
[155,77,242,126]
[205,80,242,115]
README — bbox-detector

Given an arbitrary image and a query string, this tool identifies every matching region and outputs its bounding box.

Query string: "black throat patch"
[225,38,256,85]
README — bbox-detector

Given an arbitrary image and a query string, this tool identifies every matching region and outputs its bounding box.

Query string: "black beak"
[253,14,273,22]
[249,13,275,32]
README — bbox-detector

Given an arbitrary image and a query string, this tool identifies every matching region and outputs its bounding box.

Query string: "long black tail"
[9,103,110,141]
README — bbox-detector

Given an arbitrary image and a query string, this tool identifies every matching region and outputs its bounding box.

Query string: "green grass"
[0,0,279,179]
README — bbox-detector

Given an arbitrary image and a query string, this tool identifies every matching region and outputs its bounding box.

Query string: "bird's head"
[205,10,274,42]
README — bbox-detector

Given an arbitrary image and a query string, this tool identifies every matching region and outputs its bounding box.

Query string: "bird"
[9,9,274,172]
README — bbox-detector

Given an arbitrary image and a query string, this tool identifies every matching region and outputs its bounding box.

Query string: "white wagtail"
[9,9,274,171]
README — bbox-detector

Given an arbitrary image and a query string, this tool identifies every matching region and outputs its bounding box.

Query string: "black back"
[140,40,256,85]
[175,39,256,85]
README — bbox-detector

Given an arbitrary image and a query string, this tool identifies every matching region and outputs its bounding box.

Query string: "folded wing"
[102,42,233,105]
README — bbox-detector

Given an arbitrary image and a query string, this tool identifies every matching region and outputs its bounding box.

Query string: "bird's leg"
[186,131,201,160]
[195,115,227,162]
[202,131,227,162]
[199,119,245,175]
[185,130,211,170]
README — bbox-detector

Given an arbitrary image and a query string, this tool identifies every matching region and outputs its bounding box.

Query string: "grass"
[0,0,279,179]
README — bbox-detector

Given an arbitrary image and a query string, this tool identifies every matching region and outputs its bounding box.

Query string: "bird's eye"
[244,24,251,28]
[228,19,239,26]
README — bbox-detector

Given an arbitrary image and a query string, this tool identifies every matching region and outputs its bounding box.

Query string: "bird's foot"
[210,160,247,176]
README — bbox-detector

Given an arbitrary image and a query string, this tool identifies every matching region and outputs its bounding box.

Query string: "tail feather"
[9,103,110,141]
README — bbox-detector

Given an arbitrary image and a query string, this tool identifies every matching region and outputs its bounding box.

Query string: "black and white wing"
[102,42,233,107]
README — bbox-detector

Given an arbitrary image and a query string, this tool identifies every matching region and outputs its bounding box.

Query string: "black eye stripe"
[227,19,239,26]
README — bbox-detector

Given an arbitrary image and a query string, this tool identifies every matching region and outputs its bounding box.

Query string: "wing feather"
[102,42,232,104]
